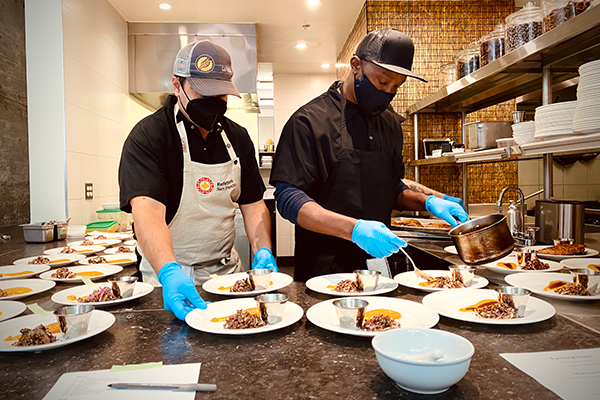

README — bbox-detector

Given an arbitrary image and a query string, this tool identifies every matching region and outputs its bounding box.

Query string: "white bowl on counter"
[372,329,474,394]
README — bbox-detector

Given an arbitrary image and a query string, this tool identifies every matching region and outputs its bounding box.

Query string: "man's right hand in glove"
[158,261,210,321]
[351,219,407,258]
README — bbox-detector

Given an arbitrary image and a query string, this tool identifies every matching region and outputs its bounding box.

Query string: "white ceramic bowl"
[512,132,536,145]
[372,329,474,394]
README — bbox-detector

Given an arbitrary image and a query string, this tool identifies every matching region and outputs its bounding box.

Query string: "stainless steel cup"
[495,287,531,318]
[54,305,94,339]
[448,265,476,286]
[353,270,381,292]
[255,293,288,324]
[512,111,525,123]
[515,247,538,269]
[553,238,574,245]
[247,269,273,291]
[570,268,600,294]
[108,276,138,298]
[332,298,368,330]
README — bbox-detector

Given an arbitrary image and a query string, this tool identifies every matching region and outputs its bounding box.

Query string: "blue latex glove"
[351,220,407,258]
[158,262,209,321]
[252,248,279,272]
[425,196,470,227]
[443,194,467,212]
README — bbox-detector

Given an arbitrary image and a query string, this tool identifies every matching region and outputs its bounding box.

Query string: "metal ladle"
[399,247,432,281]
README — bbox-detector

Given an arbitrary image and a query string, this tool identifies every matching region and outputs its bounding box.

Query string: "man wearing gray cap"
[270,29,469,281]
[119,40,277,320]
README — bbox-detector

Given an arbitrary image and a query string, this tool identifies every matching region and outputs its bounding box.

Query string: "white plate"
[530,245,599,261]
[505,273,600,301]
[51,282,153,306]
[124,240,137,246]
[306,296,439,337]
[13,254,85,268]
[0,279,56,300]
[39,265,123,283]
[44,246,106,256]
[444,245,458,254]
[305,273,398,296]
[67,239,121,247]
[202,272,293,296]
[79,253,137,267]
[0,301,27,322]
[393,270,489,292]
[85,231,124,239]
[0,265,50,280]
[185,298,303,335]
[103,246,136,255]
[422,289,556,325]
[560,258,600,271]
[482,256,563,275]
[0,310,115,352]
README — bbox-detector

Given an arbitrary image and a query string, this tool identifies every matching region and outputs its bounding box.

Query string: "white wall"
[62,0,151,225]
[272,73,336,257]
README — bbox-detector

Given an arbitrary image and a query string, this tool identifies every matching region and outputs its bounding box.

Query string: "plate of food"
[390,217,452,234]
[78,254,137,267]
[202,272,293,296]
[482,256,563,275]
[0,310,115,352]
[305,273,398,296]
[530,244,598,261]
[124,240,137,246]
[103,246,136,254]
[0,301,27,322]
[505,272,600,301]
[67,238,121,247]
[44,246,106,256]
[0,265,50,281]
[85,232,127,240]
[560,258,600,271]
[444,245,458,255]
[422,289,556,325]
[39,265,123,283]
[306,296,439,337]
[51,281,153,306]
[0,279,56,301]
[185,297,303,335]
[394,270,489,292]
[13,254,85,268]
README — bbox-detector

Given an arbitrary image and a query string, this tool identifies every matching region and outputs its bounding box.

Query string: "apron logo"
[196,177,214,194]
[216,179,237,191]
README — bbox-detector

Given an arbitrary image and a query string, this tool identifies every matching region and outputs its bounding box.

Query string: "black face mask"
[354,72,395,116]
[180,83,227,132]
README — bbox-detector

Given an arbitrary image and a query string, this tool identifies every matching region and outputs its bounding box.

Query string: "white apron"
[138,105,243,286]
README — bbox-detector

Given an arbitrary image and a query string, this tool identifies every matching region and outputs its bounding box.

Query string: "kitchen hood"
[128,23,257,111]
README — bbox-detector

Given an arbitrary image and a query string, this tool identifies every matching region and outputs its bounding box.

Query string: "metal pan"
[449,214,514,265]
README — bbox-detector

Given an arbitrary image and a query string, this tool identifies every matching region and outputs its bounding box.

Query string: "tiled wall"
[272,73,337,257]
[62,0,151,225]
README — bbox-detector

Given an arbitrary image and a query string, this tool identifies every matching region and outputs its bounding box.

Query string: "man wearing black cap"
[119,41,277,320]
[270,29,469,281]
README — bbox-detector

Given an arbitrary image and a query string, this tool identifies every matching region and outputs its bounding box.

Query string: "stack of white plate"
[534,101,578,140]
[573,58,600,135]
[511,121,536,144]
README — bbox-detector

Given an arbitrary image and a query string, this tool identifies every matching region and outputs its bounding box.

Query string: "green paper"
[27,303,52,317]
[81,276,96,287]
[111,361,163,372]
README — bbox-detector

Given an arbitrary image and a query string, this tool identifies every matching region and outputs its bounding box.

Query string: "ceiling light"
[295,42,308,49]
[158,3,173,10]
[335,63,349,68]
[321,63,330,69]
[306,0,320,5]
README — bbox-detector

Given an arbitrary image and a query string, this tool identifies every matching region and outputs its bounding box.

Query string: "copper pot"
[449,214,514,265]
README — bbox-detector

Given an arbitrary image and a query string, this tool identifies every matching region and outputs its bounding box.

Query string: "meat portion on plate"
[538,244,586,256]
[223,309,266,329]
[79,282,121,302]
[51,267,76,279]
[12,324,57,346]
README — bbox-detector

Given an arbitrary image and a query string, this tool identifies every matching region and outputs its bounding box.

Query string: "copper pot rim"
[448,214,506,237]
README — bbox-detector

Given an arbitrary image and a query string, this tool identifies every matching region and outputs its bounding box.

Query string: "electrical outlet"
[85,183,93,200]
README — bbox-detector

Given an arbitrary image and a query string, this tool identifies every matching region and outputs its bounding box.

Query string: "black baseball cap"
[173,40,241,98]
[355,29,427,83]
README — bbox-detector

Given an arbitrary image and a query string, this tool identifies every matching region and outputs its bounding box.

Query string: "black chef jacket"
[119,95,265,225]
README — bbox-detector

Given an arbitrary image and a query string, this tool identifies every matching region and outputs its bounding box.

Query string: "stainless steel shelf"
[407,6,600,115]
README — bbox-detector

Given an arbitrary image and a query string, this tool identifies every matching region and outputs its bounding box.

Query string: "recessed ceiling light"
[321,63,330,69]
[295,42,308,49]
[306,0,320,5]
[158,3,173,10]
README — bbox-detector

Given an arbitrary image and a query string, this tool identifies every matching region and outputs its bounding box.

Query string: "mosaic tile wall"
[337,1,518,204]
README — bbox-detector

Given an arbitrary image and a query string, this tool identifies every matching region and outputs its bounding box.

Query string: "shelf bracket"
[542,66,554,200]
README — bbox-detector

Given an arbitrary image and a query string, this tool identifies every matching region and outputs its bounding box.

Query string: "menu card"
[501,348,600,399]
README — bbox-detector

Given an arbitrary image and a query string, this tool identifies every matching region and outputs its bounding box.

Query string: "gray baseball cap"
[356,29,427,83]
[173,40,241,98]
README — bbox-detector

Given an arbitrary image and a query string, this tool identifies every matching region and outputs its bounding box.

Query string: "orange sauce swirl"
[459,299,498,312]
[210,307,260,323]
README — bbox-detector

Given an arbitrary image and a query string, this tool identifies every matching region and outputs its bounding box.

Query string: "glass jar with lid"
[456,42,480,79]
[505,1,543,52]
[480,24,505,67]
[439,63,456,88]
[542,0,591,32]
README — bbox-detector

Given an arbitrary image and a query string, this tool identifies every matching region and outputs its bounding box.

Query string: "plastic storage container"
[542,0,591,32]
[439,63,456,87]
[86,220,117,233]
[480,24,505,66]
[505,2,543,52]
[456,42,480,79]
[96,209,129,232]
[20,223,54,243]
